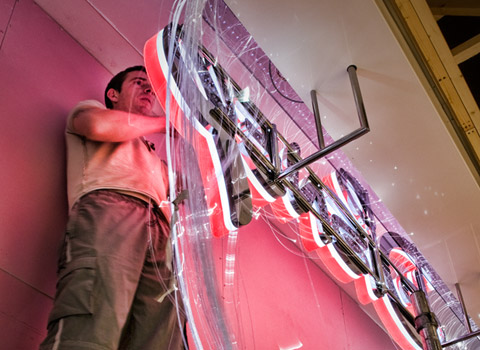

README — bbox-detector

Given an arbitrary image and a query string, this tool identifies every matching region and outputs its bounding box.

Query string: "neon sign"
[144,25,434,350]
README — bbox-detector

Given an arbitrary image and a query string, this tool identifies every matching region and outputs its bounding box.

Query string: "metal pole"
[310,90,325,149]
[410,290,442,350]
[347,65,370,132]
[441,329,480,348]
[455,283,473,334]
[277,65,369,181]
[277,127,369,180]
[372,240,387,294]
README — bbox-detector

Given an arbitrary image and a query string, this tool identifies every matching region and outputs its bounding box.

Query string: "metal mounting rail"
[441,330,480,348]
[440,284,480,348]
[276,65,370,181]
[456,283,473,334]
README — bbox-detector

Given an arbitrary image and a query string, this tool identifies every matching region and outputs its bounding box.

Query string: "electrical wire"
[268,61,303,103]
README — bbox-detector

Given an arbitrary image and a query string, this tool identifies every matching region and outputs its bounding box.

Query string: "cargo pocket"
[48,257,97,325]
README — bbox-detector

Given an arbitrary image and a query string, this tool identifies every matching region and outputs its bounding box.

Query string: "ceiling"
[432,4,480,109]
[34,0,480,341]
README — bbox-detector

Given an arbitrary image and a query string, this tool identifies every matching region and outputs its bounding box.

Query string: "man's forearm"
[72,107,166,142]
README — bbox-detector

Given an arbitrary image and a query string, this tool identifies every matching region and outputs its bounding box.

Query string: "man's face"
[114,70,155,116]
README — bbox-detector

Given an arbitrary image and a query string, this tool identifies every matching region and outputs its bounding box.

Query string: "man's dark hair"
[104,65,147,109]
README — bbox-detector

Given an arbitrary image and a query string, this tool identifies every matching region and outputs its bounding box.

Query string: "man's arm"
[71,107,166,142]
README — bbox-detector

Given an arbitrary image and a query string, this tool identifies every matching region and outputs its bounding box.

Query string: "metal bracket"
[276,65,370,181]
[172,189,189,211]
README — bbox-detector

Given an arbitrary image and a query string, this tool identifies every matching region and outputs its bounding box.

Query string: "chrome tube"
[410,290,442,350]
[277,65,369,181]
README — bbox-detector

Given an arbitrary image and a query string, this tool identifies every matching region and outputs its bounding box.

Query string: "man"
[40,66,185,349]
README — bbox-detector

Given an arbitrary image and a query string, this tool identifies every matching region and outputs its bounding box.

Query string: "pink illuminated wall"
[0,0,110,348]
[1,0,398,348]
[208,217,398,349]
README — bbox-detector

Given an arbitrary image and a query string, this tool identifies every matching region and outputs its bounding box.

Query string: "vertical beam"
[410,290,442,350]
[311,90,326,149]
[455,283,473,334]
[379,0,480,185]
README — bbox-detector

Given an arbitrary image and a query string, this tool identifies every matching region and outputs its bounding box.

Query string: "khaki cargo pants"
[40,190,185,350]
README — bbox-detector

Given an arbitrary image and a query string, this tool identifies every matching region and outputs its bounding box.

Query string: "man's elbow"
[71,109,107,140]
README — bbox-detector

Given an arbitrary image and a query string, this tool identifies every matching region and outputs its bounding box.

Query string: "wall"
[0,0,398,349]
[0,0,110,348]
[208,217,399,349]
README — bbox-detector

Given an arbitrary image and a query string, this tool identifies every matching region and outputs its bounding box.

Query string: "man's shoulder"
[70,100,105,115]
[66,100,105,133]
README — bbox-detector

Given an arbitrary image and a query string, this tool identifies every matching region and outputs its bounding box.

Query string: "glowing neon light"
[317,243,361,283]
[323,170,372,235]
[144,26,427,350]
[373,296,423,350]
[145,28,241,237]
[298,211,325,252]
[388,248,434,314]
[270,145,307,222]
[354,274,379,305]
